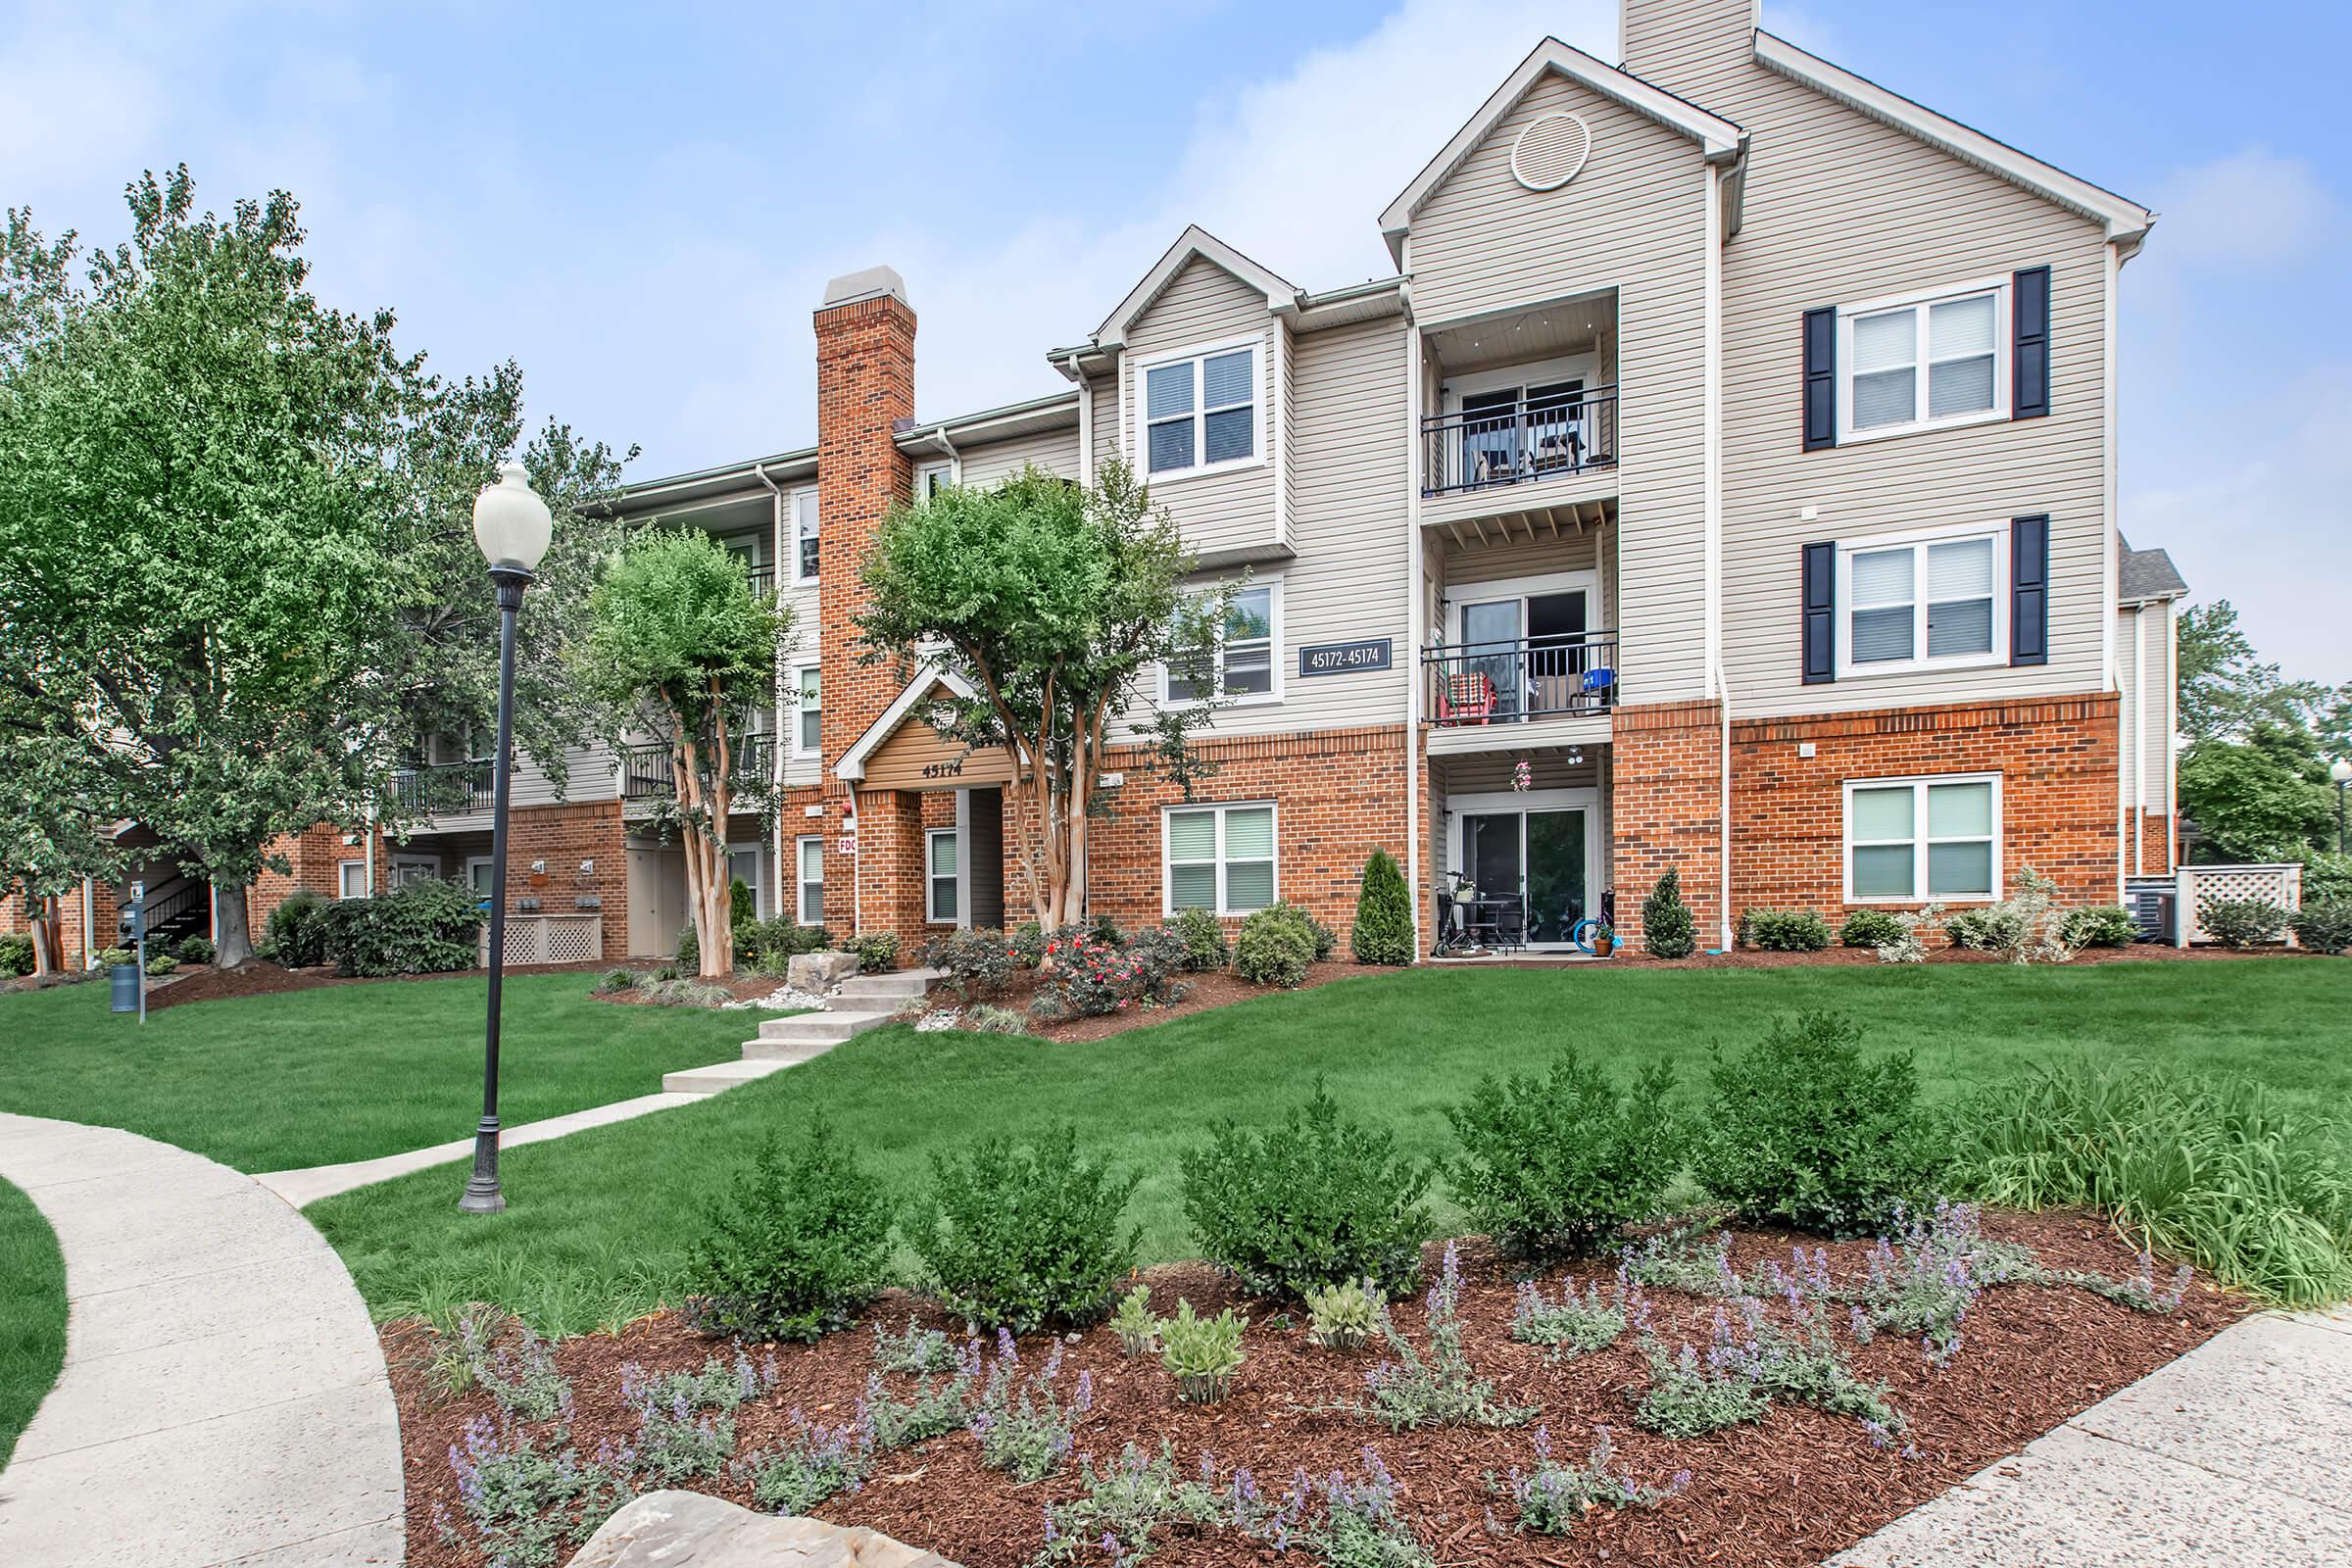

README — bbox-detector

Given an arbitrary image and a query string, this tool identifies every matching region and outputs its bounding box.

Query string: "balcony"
[620,733,777,802]
[389,760,492,817]
[1422,631,1617,755]
[1423,385,1618,498]
[745,564,776,599]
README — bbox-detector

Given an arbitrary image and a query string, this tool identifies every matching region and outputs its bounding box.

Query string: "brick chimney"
[1620,0,1756,102]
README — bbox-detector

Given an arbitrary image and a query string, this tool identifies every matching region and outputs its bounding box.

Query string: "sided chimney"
[1620,0,1757,100]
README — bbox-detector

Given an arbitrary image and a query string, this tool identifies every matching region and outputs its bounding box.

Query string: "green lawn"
[309,957,2351,1334]
[0,1177,67,1469]
[0,974,754,1172]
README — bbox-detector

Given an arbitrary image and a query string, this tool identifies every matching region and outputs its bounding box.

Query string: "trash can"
[110,962,141,1012]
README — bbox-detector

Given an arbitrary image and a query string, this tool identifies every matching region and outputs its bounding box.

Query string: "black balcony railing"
[745,564,776,599]
[621,733,777,801]
[1424,631,1618,726]
[389,760,493,816]
[1421,385,1618,497]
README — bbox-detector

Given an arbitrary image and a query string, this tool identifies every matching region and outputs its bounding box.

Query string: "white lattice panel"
[2175,862,2303,946]
[478,915,603,967]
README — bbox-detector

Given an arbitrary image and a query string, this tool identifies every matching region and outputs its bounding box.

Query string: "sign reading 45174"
[1298,638,1394,677]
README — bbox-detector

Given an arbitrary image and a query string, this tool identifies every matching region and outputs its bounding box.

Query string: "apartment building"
[11,0,2190,964]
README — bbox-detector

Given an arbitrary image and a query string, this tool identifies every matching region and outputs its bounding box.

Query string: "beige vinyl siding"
[1121,257,1278,558]
[2117,602,2173,814]
[956,422,1080,488]
[1621,0,1762,106]
[1091,376,1120,477]
[782,607,824,787]
[1279,325,1299,548]
[1407,72,1714,705]
[1701,62,2114,719]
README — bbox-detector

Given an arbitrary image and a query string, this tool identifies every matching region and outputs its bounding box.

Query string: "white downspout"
[1403,307,1425,957]
[2132,606,2147,877]
[753,459,790,920]
[1066,355,1095,485]
[1704,162,1732,951]
[2104,240,2126,902]
[80,877,94,968]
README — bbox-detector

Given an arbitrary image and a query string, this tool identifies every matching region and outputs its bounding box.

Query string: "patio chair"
[1437,670,1497,724]
[1491,899,1527,955]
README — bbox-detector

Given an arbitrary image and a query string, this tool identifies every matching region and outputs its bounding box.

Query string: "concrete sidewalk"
[1832,1303,2352,1567]
[0,1112,404,1567]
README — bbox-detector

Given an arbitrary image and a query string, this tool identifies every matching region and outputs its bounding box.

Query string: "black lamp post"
[461,463,553,1215]
[2333,758,2351,857]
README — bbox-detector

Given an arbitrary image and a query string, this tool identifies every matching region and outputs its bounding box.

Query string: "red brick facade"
[1610,698,1728,950]
[1727,693,2123,921]
[477,800,629,960]
[2131,809,2176,877]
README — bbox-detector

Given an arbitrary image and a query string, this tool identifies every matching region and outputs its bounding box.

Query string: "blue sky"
[2,0,2343,678]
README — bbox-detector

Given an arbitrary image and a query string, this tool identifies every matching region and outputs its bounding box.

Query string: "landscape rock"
[786,951,859,992]
[567,1491,959,1568]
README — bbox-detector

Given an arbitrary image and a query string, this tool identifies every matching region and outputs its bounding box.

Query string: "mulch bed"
[993,961,1381,1044]
[143,959,612,1010]
[385,1212,2243,1568]
[593,972,799,1006]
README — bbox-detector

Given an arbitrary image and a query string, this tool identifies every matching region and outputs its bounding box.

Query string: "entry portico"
[834,668,1010,935]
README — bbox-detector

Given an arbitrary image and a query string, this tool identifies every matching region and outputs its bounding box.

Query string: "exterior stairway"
[662,966,941,1095]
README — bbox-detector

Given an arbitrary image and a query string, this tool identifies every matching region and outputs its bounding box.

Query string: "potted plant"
[1590,921,1615,958]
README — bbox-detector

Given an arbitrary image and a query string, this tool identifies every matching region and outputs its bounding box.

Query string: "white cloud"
[2151,148,2332,270]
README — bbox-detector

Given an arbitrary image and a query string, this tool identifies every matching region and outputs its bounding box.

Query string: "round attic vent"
[1510,112,1592,193]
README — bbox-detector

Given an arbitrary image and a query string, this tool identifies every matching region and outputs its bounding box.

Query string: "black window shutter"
[1802,541,1836,683]
[1802,307,1837,450]
[2011,514,2049,665]
[2013,267,2051,419]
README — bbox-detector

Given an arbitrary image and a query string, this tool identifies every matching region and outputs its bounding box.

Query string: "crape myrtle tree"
[0,679,125,973]
[854,461,1232,931]
[0,169,630,966]
[579,528,793,979]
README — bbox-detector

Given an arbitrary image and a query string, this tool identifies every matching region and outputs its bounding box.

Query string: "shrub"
[1838,909,1905,949]
[736,916,828,970]
[94,946,133,967]
[2290,900,2352,955]
[1942,906,2027,953]
[1445,1050,1682,1257]
[1158,1299,1247,1403]
[843,930,901,972]
[0,933,30,976]
[145,953,178,976]
[1690,1011,1947,1237]
[2201,896,2289,949]
[262,888,333,967]
[1008,922,1047,969]
[683,1115,895,1341]
[2302,852,2352,905]
[173,934,216,965]
[318,878,483,976]
[1740,908,1833,952]
[1872,904,1941,964]
[1182,1083,1432,1298]
[1641,869,1697,958]
[1961,1059,2352,1307]
[1166,906,1230,972]
[729,876,756,933]
[1232,906,1315,989]
[961,1003,1029,1035]
[919,927,1014,1004]
[676,923,699,970]
[2058,905,2135,948]
[1029,929,1182,1020]
[593,966,636,994]
[1303,1278,1383,1350]
[905,1123,1142,1331]
[1351,850,1414,966]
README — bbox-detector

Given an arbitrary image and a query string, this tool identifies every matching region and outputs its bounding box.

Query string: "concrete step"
[831,967,941,1001]
[664,1057,797,1095]
[755,1009,898,1044]
[740,1037,853,1063]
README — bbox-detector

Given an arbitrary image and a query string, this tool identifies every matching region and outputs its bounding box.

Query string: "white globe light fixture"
[2332,758,2352,786]
[472,462,553,571]
[459,461,553,1215]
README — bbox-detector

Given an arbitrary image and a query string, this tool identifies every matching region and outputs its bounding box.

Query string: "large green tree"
[2178,721,2335,863]
[0,169,629,965]
[854,462,1230,929]
[578,528,792,977]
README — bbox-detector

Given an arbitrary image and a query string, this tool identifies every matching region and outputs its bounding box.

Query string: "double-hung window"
[1845,774,1999,903]
[796,835,825,926]
[726,845,762,917]
[794,664,821,756]
[926,829,959,924]
[1143,344,1256,476]
[1838,529,2002,673]
[791,488,820,583]
[337,860,368,900]
[1164,802,1275,915]
[1839,282,2005,440]
[1166,581,1278,704]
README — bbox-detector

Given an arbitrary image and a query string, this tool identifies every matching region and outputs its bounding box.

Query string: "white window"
[337,860,368,900]
[466,857,496,899]
[1165,580,1279,705]
[1838,281,2006,441]
[390,857,439,890]
[794,664,821,756]
[1163,802,1276,915]
[1140,341,1257,477]
[725,845,762,917]
[797,835,825,926]
[911,461,954,500]
[926,829,959,924]
[1844,774,2000,903]
[791,487,820,583]
[1838,527,2004,675]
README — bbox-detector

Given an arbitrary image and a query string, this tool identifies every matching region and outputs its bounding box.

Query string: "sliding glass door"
[1457,801,1592,947]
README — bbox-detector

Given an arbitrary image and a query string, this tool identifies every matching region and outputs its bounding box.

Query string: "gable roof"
[1094,225,1298,349]
[1752,30,2154,254]
[2118,538,2190,606]
[1380,36,1748,268]
[834,665,981,784]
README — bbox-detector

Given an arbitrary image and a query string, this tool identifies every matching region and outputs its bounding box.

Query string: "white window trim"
[1161,575,1283,710]
[1160,800,1279,917]
[1836,276,2010,445]
[925,827,960,926]
[795,834,825,927]
[337,859,368,900]
[1841,771,2002,906]
[1130,333,1266,485]
[911,460,955,500]
[789,486,820,585]
[464,856,496,899]
[792,662,822,758]
[391,855,439,889]
[1834,521,2008,679]
[725,842,765,919]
